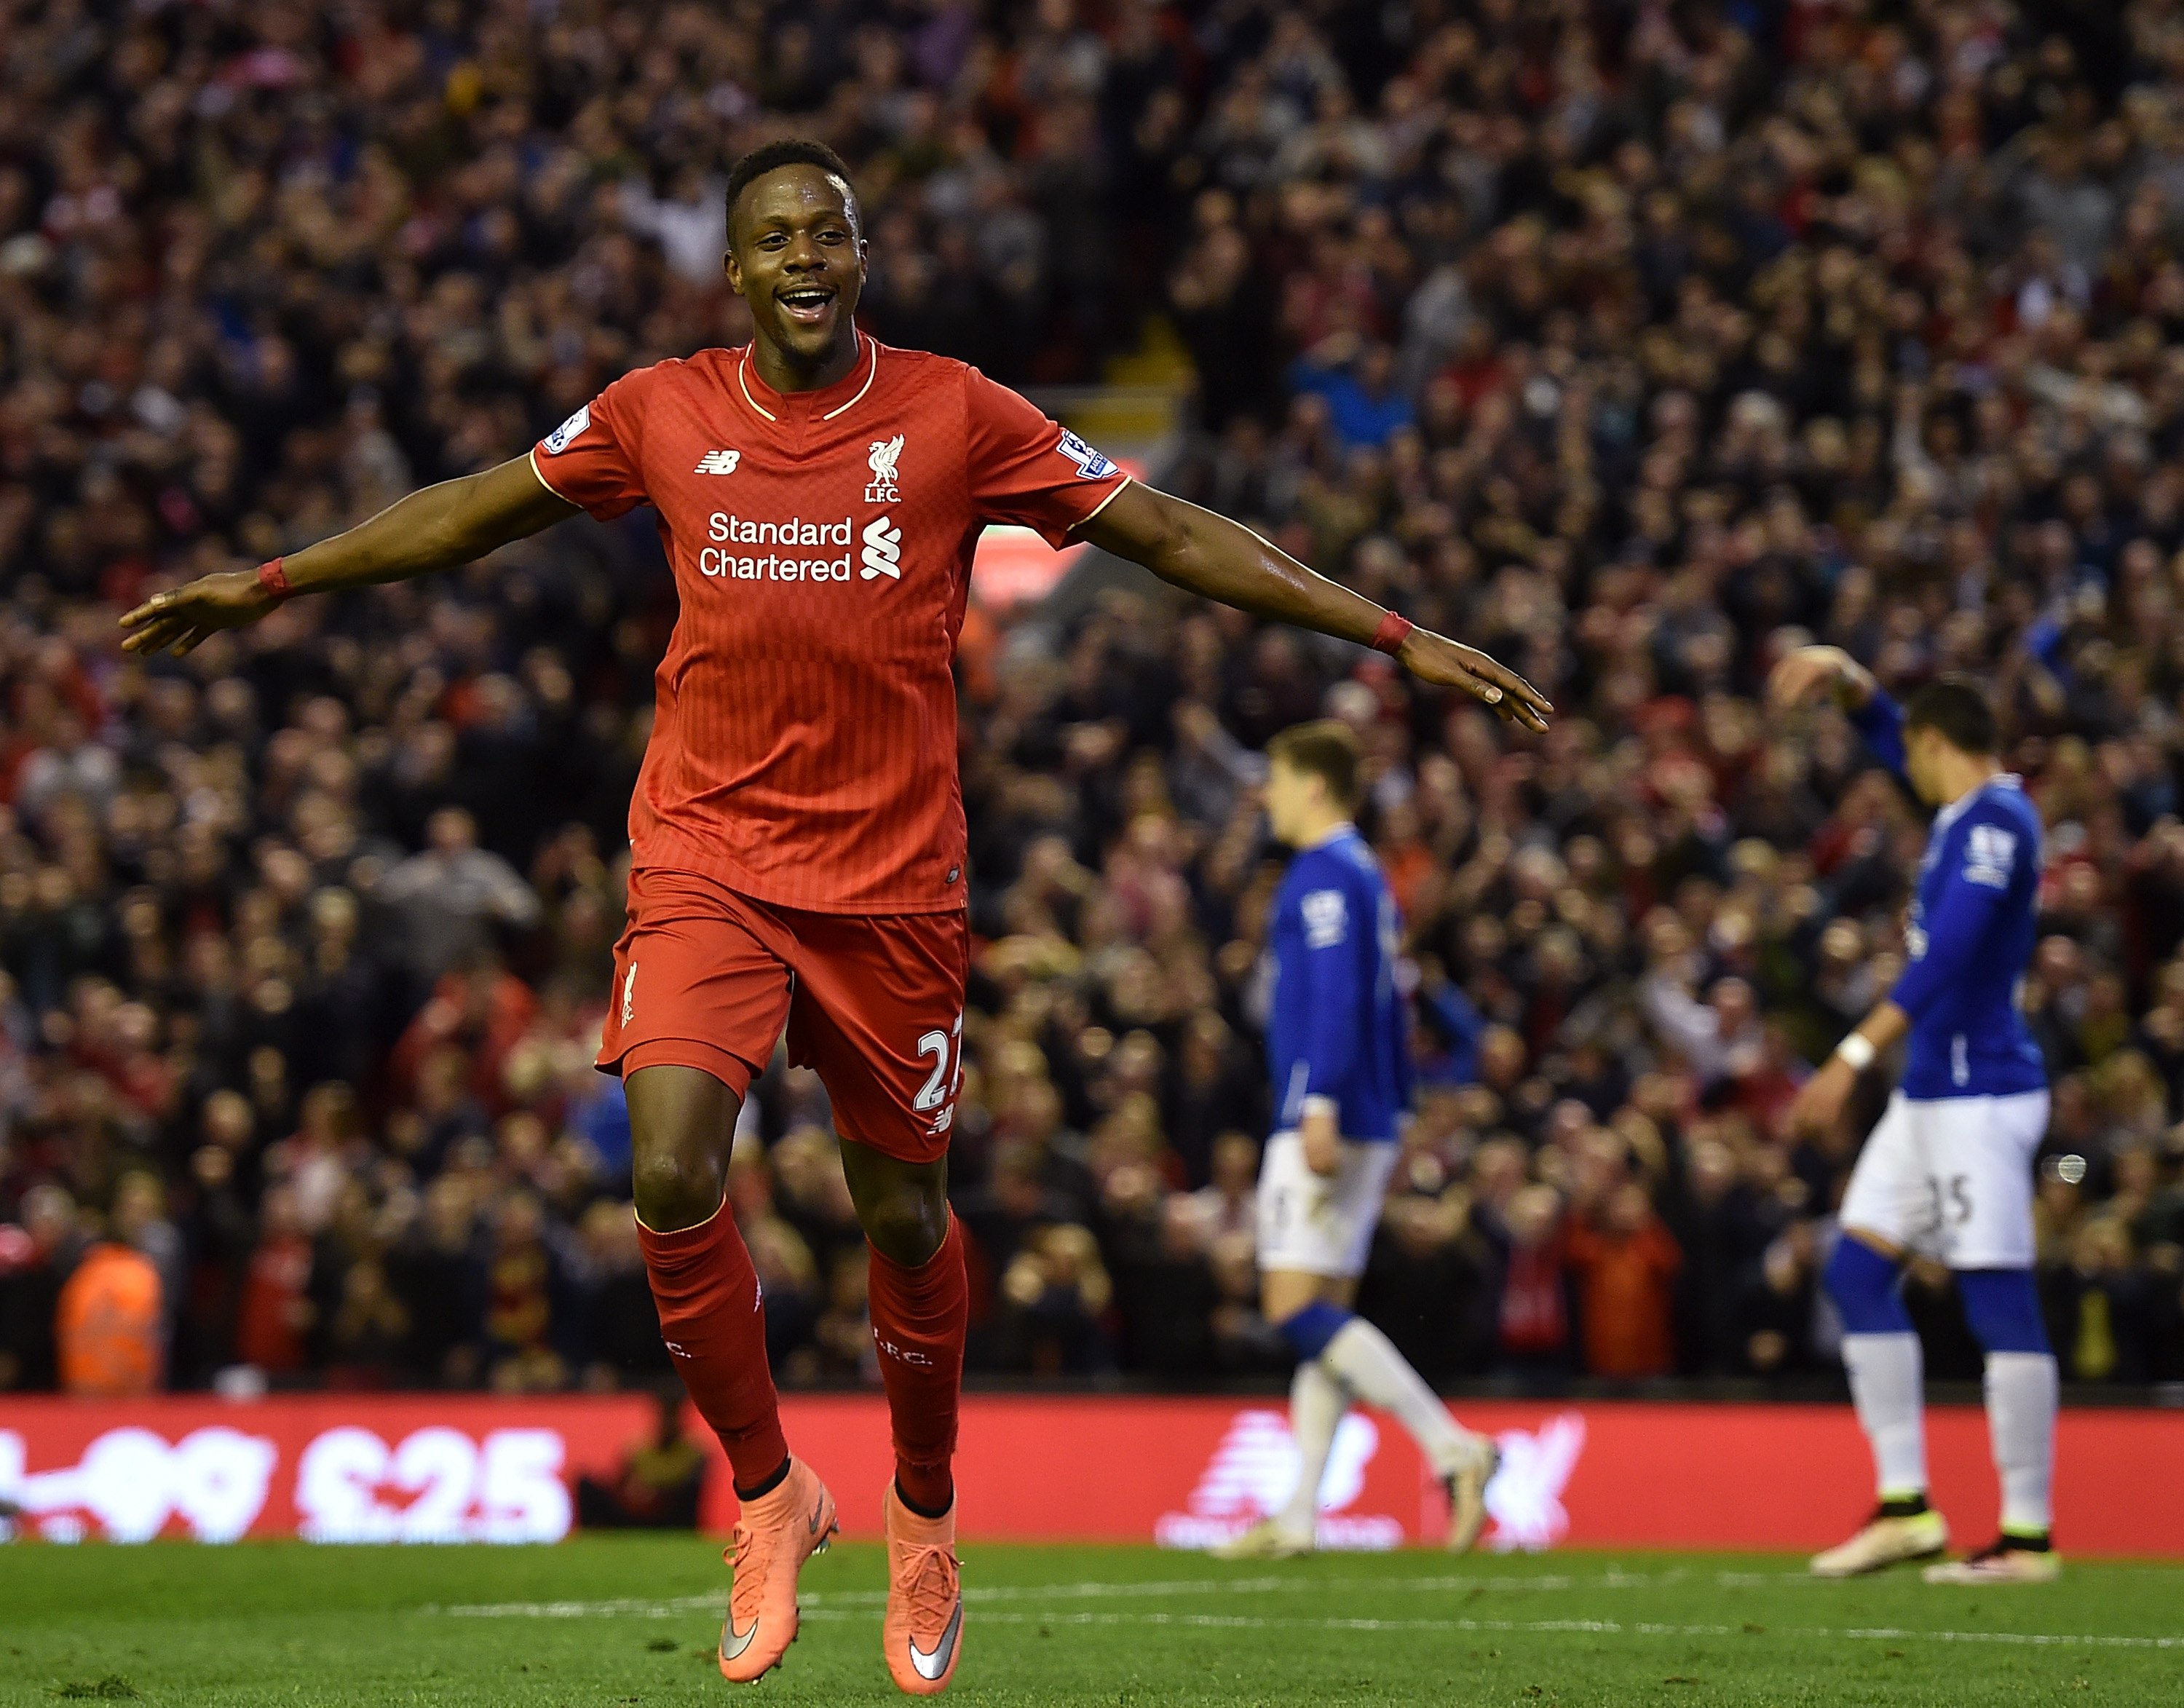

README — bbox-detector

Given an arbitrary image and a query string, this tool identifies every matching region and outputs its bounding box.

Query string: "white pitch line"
[782,1608,2184,1650]
[432,1579,2184,1650]
[440,1594,722,1619]
[438,1568,1726,1618]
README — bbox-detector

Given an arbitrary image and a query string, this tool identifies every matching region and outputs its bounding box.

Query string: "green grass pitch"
[1,1538,2178,1707]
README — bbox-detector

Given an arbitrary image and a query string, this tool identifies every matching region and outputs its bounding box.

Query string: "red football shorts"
[597,866,969,1164]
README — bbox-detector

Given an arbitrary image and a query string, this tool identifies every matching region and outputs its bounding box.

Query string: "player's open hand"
[1768,644,1876,715]
[1787,1054,1857,1141]
[119,569,282,657]
[1398,630,1552,733]
[1299,1107,1342,1178]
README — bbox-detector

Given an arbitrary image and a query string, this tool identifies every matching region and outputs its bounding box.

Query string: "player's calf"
[1817,1232,1939,1576]
[1927,1268,2060,1581]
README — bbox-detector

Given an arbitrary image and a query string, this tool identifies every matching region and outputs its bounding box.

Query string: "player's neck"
[1295,815,1353,850]
[750,328,863,395]
[1936,754,2006,810]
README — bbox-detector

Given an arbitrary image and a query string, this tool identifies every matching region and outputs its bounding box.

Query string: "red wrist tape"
[1369,610,1413,655]
[256,558,292,599]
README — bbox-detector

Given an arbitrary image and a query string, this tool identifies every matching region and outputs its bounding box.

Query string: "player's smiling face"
[725,165,867,381]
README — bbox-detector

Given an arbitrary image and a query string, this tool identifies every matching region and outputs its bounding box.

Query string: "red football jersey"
[531,335,1128,913]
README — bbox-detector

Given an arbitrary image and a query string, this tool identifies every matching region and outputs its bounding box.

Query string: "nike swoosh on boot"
[721,1618,760,1663]
[907,1601,963,1682]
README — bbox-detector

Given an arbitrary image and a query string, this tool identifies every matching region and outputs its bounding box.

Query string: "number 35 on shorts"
[912,1012,965,1134]
[1926,1172,1972,1228]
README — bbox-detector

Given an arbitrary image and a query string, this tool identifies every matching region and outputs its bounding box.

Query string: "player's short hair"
[724,139,860,241]
[1903,673,1998,756]
[1267,719,1363,809]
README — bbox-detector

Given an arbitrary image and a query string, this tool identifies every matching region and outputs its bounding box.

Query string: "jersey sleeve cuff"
[1076,473,1132,527]
[529,446,575,505]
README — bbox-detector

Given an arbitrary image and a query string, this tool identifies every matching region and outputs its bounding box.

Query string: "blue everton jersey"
[1853,695,2047,1100]
[1265,826,1413,1142]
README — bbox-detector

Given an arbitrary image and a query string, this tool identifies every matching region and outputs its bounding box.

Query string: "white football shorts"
[1254,1131,1401,1279]
[1837,1088,2049,1269]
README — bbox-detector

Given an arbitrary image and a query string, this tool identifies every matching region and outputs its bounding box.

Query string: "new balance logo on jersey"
[861,514,903,580]
[1963,823,2017,889]
[694,448,741,475]
[1056,428,1117,480]
[866,434,904,502]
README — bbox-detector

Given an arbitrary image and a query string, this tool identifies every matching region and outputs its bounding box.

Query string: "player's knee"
[860,1181,948,1267]
[1824,1235,1912,1335]
[1955,1268,2049,1356]
[630,1144,724,1233]
[1275,1300,1353,1361]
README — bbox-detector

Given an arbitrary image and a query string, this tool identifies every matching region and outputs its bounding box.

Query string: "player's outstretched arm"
[119,455,581,657]
[1074,483,1551,732]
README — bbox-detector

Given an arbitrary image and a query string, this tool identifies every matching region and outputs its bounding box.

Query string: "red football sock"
[637,1203,789,1493]
[866,1214,968,1514]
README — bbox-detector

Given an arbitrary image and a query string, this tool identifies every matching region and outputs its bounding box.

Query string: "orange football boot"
[718,1457,836,1683]
[882,1482,963,1695]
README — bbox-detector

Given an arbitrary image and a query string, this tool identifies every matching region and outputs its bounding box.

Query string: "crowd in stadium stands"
[6,0,2184,1401]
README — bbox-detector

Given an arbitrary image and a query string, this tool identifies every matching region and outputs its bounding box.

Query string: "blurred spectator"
[481,1191,570,1392]
[0,1184,81,1391]
[576,1388,708,1531]
[232,1183,314,1380]
[2043,1216,2173,1384]
[375,809,544,989]
[324,1260,410,1391]
[56,1236,162,1396]
[573,1198,671,1392]
[1491,1183,1575,1383]
[996,1223,1115,1377]
[1565,1183,1684,1382]
[387,1177,487,1388]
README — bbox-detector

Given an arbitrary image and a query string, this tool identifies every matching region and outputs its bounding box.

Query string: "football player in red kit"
[123,139,1549,1695]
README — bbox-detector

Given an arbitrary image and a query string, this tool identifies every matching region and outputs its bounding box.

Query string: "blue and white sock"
[1321,1318,1467,1468]
[1826,1238,1926,1502]
[1275,1359,1349,1538]
[1957,1269,2057,1540]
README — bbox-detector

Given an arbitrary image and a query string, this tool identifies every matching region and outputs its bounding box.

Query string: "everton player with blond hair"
[122,140,1550,1693]
[1211,718,1499,1562]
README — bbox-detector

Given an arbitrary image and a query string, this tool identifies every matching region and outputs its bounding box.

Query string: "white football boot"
[1209,1518,1315,1560]
[1439,1433,1500,1553]
[1923,1538,2061,1584]
[1811,1506,1950,1577]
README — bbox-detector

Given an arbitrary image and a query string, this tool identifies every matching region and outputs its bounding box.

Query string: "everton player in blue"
[1776,650,2059,1584]
[1212,721,1498,1559]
